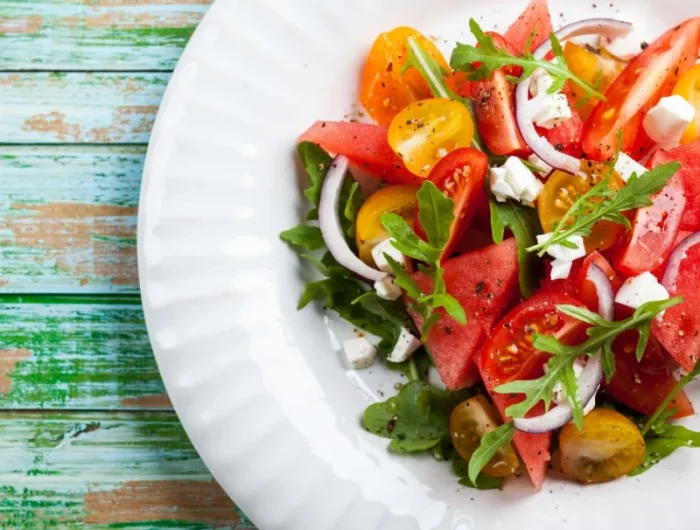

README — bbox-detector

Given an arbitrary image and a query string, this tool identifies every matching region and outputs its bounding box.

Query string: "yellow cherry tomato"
[388,98,475,177]
[355,185,419,266]
[538,161,625,253]
[564,42,625,120]
[449,395,520,478]
[559,408,646,484]
[673,64,700,144]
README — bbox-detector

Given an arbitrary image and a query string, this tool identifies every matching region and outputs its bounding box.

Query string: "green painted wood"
[0,0,211,71]
[0,146,141,292]
[0,73,168,144]
[0,411,255,529]
[0,300,168,410]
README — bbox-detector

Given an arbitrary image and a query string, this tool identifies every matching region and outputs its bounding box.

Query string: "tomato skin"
[650,142,700,231]
[462,33,530,156]
[504,0,553,54]
[576,252,622,311]
[606,332,695,419]
[583,18,700,161]
[299,121,420,185]
[416,148,489,259]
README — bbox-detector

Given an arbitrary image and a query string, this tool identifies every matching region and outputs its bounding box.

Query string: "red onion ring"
[515,19,633,174]
[514,264,612,433]
[318,156,386,283]
[662,231,700,294]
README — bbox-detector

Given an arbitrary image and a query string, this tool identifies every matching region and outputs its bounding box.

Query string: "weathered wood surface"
[0,411,255,529]
[0,1,212,71]
[0,72,168,144]
[0,146,140,293]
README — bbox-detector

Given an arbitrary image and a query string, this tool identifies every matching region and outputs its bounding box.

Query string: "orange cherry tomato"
[360,27,451,126]
[355,185,419,266]
[388,98,475,177]
[672,64,700,144]
[538,162,625,254]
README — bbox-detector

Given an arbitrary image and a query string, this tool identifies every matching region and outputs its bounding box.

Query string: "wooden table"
[0,2,255,528]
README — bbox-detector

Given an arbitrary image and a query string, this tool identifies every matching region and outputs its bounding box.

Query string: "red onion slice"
[662,231,700,294]
[318,156,386,283]
[514,264,612,433]
[515,19,633,174]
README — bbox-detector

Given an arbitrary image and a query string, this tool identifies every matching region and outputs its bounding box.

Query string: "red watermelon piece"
[504,0,554,54]
[409,239,520,390]
[652,230,691,282]
[537,110,584,158]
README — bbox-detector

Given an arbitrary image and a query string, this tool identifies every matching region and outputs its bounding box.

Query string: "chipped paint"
[22,112,81,142]
[121,393,172,408]
[0,349,30,394]
[0,16,42,35]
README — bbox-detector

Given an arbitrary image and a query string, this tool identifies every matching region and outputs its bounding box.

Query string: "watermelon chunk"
[504,0,553,54]
[409,239,520,390]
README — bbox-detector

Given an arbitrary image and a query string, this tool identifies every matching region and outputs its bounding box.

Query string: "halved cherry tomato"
[462,33,529,156]
[415,148,488,259]
[606,332,695,419]
[575,252,622,311]
[300,121,420,185]
[450,395,520,477]
[479,292,588,388]
[583,18,700,161]
[538,162,625,254]
[388,99,475,177]
[360,27,451,126]
[559,409,645,484]
[355,185,418,266]
[563,42,625,121]
[673,64,700,144]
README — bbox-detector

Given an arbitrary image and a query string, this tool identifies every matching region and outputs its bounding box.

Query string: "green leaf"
[556,304,616,328]
[467,422,516,486]
[298,142,333,207]
[452,458,503,490]
[381,212,440,263]
[386,254,422,299]
[602,340,616,383]
[416,181,455,250]
[420,293,467,325]
[341,180,364,240]
[636,326,650,362]
[353,291,411,328]
[280,225,325,251]
[563,360,584,431]
[421,312,442,340]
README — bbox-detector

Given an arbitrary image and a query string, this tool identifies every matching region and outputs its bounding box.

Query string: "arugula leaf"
[451,19,606,101]
[386,254,421,299]
[528,162,680,256]
[452,458,503,490]
[298,141,333,211]
[280,225,325,251]
[381,213,440,263]
[353,291,412,329]
[640,362,700,437]
[418,293,467,325]
[416,180,455,250]
[467,421,516,485]
[340,179,364,242]
[563,360,584,430]
[490,193,542,298]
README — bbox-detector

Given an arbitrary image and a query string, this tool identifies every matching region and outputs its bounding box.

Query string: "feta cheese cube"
[550,259,573,280]
[536,233,586,262]
[529,93,572,129]
[614,152,647,183]
[643,95,696,144]
[528,153,553,177]
[602,29,646,60]
[343,338,377,370]
[529,68,555,98]
[615,272,670,316]
[503,157,545,205]
[371,238,408,273]
[388,327,421,364]
[374,277,402,301]
[490,167,518,202]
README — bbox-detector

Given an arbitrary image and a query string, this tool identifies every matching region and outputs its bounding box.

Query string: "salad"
[281,0,700,491]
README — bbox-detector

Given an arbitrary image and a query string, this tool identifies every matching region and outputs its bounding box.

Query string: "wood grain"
[0,73,167,143]
[0,0,212,71]
[0,411,255,529]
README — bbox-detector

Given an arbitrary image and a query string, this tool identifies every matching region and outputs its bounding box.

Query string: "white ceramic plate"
[138,1,700,528]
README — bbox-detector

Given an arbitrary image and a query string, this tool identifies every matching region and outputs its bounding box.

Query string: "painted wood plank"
[0,146,141,292]
[0,298,170,410]
[0,411,255,529]
[0,73,167,144]
[0,0,211,71]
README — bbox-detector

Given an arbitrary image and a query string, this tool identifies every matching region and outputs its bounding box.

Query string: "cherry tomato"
[415,148,489,259]
[583,18,700,161]
[388,98,475,177]
[559,409,646,484]
[360,27,450,126]
[563,42,625,121]
[672,64,700,144]
[538,162,625,253]
[355,185,418,266]
[479,292,588,388]
[450,395,520,478]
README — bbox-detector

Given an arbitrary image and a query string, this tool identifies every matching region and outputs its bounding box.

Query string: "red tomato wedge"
[299,121,420,185]
[504,0,553,54]
[606,332,694,419]
[462,33,530,156]
[416,148,489,259]
[576,252,622,310]
[653,242,700,371]
[409,239,520,390]
[583,18,700,161]
[650,142,700,231]
[613,159,686,276]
